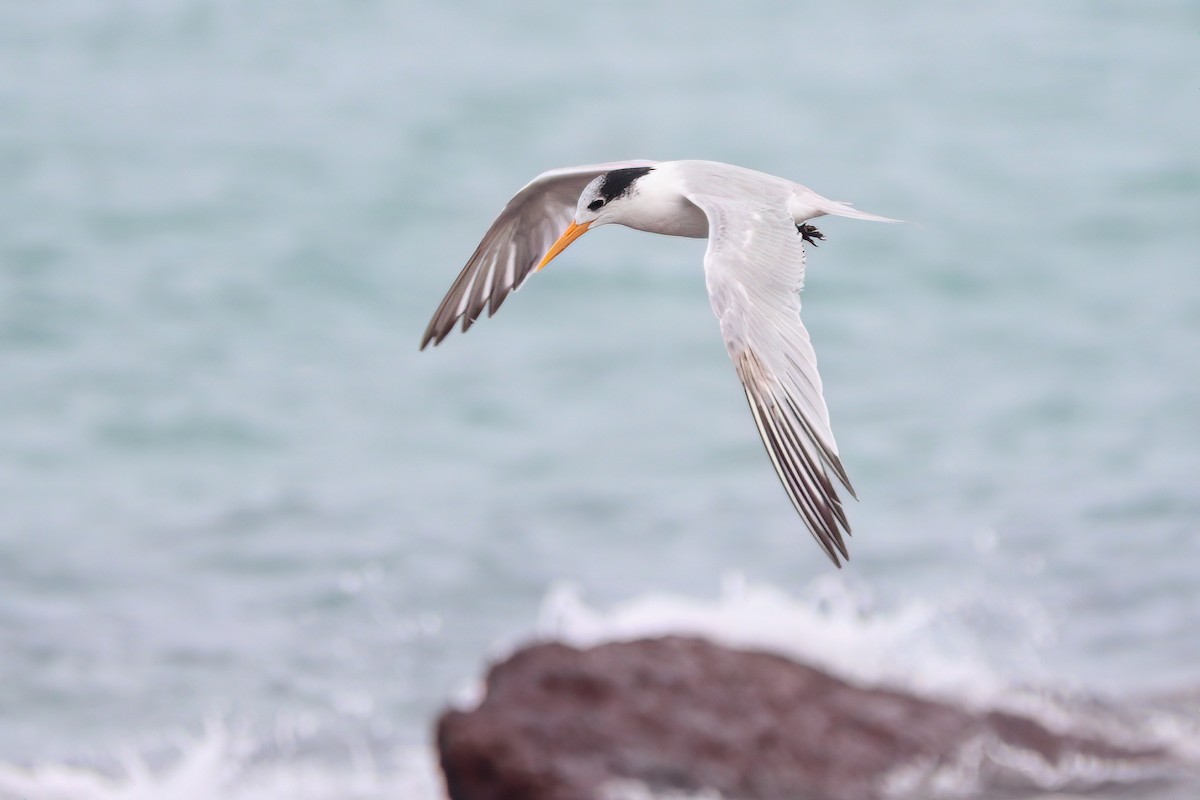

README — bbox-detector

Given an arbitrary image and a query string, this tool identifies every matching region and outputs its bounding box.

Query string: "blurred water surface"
[1,1,1198,797]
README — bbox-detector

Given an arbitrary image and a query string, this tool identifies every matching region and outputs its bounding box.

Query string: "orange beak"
[537,221,591,271]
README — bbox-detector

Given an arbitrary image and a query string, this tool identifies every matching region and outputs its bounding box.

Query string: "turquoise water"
[2,2,1198,797]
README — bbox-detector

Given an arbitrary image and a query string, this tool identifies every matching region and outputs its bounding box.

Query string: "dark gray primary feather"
[737,350,853,566]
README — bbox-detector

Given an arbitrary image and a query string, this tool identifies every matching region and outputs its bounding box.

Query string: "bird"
[420,160,896,567]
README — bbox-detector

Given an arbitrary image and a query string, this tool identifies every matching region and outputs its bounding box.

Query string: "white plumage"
[421,159,897,566]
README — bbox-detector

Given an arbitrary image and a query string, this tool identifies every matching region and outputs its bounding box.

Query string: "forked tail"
[789,188,901,224]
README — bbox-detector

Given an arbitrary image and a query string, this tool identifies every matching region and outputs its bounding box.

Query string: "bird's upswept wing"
[684,189,856,566]
[420,160,657,349]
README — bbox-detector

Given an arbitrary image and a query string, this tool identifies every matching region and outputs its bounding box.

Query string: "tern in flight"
[421,160,896,566]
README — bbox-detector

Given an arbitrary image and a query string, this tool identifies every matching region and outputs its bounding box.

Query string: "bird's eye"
[587,199,604,211]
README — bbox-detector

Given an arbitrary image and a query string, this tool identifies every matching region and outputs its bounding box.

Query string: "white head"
[574,166,655,226]
[537,166,655,270]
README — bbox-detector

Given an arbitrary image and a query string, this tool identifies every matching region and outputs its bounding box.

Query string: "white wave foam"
[0,722,442,800]
[538,572,1016,705]
[884,732,1186,799]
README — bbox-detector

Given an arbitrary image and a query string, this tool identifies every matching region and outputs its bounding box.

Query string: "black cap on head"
[598,166,654,203]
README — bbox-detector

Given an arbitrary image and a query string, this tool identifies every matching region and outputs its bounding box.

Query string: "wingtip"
[420,322,453,350]
[822,546,845,569]
[831,542,851,568]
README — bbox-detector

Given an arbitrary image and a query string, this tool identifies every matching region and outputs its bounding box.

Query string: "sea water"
[1,2,1198,798]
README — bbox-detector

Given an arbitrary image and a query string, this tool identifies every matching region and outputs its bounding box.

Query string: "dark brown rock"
[436,636,1171,800]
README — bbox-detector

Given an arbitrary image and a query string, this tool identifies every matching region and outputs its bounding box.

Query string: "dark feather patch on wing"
[735,349,852,567]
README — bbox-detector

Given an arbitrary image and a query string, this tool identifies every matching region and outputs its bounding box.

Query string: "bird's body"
[421,160,896,566]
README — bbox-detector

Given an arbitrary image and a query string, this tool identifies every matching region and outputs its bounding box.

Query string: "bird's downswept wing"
[685,190,857,566]
[420,160,657,349]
